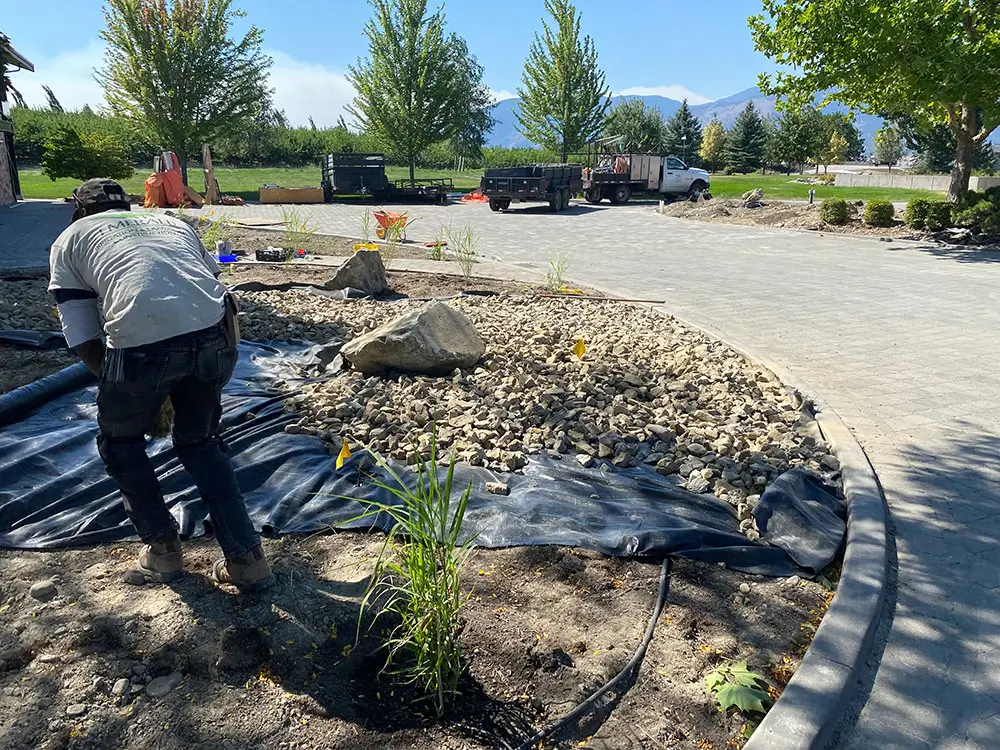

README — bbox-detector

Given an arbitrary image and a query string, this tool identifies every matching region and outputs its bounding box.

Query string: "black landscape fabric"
[0,341,845,576]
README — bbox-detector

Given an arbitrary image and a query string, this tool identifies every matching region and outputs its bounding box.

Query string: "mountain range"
[486,86,887,151]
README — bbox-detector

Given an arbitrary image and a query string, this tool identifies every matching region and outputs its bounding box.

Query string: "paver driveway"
[8,198,1000,748]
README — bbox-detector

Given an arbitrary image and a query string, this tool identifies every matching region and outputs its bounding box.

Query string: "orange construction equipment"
[144,152,188,208]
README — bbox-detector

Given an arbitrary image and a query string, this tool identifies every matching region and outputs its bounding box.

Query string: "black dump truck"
[480,164,583,212]
[321,152,452,203]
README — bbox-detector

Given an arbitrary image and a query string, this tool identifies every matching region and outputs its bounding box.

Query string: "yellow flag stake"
[336,439,352,469]
[572,338,587,360]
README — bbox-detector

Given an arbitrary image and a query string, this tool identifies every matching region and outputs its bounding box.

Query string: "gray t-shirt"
[49,212,225,349]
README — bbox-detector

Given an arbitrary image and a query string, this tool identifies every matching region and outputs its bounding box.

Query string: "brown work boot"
[212,546,275,592]
[133,535,185,583]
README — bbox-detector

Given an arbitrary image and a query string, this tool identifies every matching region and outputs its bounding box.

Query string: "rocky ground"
[238,290,836,540]
[0,262,840,749]
[659,198,917,239]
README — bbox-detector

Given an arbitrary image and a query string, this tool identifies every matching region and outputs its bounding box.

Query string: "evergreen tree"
[81,104,95,115]
[42,85,64,113]
[698,118,726,171]
[516,0,610,161]
[348,0,485,180]
[662,99,703,165]
[603,97,665,152]
[724,101,768,173]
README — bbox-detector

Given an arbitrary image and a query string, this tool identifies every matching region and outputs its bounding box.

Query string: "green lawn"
[706,173,944,202]
[18,165,483,201]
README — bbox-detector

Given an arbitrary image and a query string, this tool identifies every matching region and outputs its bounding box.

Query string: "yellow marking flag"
[572,338,586,360]
[336,439,351,469]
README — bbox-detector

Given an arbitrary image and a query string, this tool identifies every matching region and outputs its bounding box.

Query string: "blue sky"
[3,0,777,126]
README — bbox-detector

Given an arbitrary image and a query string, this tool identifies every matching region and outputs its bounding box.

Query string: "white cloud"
[616,85,712,105]
[15,40,107,111]
[490,89,518,103]
[267,51,355,127]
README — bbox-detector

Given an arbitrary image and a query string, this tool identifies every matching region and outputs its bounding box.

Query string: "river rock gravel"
[237,290,834,528]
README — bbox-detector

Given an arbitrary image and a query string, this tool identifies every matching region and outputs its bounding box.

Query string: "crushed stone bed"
[239,291,837,540]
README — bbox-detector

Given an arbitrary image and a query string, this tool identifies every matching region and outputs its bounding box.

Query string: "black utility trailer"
[480,164,583,212]
[321,153,452,203]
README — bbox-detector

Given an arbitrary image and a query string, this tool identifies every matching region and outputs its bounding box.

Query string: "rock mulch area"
[0,272,75,394]
[239,291,836,540]
[0,536,830,750]
[660,198,917,239]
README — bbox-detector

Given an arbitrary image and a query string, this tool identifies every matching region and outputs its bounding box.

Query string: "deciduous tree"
[603,97,665,152]
[516,0,610,161]
[698,118,726,172]
[751,0,1000,201]
[98,0,272,184]
[348,0,486,181]
[873,124,902,172]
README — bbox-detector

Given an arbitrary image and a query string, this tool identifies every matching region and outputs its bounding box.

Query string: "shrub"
[819,197,848,225]
[41,126,134,182]
[817,173,836,184]
[904,198,930,229]
[980,211,1000,235]
[952,199,996,229]
[924,201,954,231]
[863,199,895,227]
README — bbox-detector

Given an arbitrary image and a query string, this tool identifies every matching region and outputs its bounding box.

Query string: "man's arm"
[75,339,106,378]
[53,291,105,377]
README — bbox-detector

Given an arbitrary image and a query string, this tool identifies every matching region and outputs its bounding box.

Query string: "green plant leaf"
[714,683,772,714]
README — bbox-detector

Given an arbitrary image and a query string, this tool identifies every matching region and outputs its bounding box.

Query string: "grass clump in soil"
[357,435,474,717]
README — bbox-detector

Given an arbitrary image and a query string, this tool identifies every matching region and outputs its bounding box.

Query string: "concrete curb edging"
[647,314,889,750]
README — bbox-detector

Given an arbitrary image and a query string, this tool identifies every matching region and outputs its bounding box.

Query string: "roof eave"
[1,44,34,72]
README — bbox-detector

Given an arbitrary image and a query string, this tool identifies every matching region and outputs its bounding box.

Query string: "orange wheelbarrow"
[373,210,412,241]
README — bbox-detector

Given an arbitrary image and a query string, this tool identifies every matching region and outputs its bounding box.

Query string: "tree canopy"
[663,100,703,166]
[873,124,903,171]
[98,0,272,184]
[699,119,726,172]
[603,97,665,152]
[724,102,768,173]
[348,0,489,180]
[750,0,1000,200]
[516,0,610,161]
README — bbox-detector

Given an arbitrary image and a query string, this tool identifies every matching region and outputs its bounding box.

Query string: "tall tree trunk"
[178,148,188,186]
[409,156,415,183]
[949,130,974,204]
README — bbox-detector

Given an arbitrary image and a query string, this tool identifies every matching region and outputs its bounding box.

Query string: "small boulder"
[146,672,183,698]
[324,250,388,296]
[485,482,510,496]
[342,300,485,376]
[29,580,57,602]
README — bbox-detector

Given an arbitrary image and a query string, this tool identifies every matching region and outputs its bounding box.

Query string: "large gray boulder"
[342,300,485,376]
[324,250,388,295]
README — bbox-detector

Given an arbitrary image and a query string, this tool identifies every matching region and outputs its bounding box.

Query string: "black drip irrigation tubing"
[513,557,673,750]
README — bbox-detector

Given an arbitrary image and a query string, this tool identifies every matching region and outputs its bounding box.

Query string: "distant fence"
[834,173,1000,191]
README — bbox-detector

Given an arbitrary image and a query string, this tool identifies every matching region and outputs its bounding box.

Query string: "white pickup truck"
[582,154,711,204]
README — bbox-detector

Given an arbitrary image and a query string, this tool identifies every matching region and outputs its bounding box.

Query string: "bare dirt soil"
[1,263,836,749]
[659,198,921,239]
[0,535,829,750]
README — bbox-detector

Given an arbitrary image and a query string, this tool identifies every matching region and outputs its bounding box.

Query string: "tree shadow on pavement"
[886,241,1000,264]
[827,422,1000,749]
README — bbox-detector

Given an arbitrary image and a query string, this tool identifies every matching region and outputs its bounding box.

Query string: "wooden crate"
[259,186,325,204]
